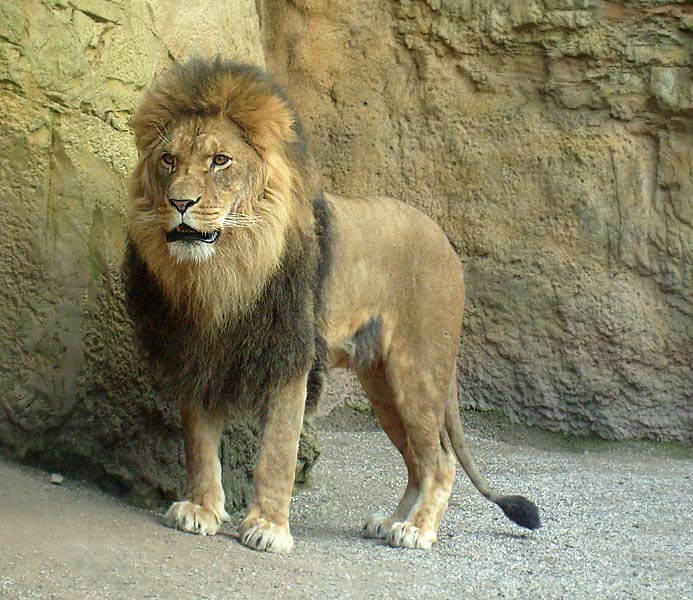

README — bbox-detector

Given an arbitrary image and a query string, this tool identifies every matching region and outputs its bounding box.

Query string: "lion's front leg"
[164,403,229,536]
[239,374,308,554]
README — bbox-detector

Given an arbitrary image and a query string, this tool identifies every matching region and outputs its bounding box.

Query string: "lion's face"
[139,116,264,263]
[128,61,315,318]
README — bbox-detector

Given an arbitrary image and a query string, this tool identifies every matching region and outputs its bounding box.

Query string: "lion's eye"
[212,154,231,168]
[161,153,175,168]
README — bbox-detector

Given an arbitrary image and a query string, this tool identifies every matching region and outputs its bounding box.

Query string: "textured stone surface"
[0,0,317,510]
[259,0,692,442]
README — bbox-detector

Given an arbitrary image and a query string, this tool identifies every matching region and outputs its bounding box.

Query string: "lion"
[123,58,540,554]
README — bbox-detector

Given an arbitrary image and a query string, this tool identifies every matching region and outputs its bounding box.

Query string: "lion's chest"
[123,242,317,410]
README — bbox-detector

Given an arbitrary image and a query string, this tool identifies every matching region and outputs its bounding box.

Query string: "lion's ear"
[130,71,180,156]
[129,114,149,155]
[131,128,154,156]
[129,109,170,157]
[220,80,296,154]
[246,94,296,152]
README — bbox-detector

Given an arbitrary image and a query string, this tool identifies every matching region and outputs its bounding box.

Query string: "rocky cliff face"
[0,0,690,510]
[259,0,692,441]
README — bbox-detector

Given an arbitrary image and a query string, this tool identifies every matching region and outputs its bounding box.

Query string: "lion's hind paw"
[163,501,222,536]
[362,513,394,540]
[239,517,294,554]
[386,522,434,550]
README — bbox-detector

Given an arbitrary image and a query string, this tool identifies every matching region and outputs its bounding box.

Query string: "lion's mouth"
[165,224,220,244]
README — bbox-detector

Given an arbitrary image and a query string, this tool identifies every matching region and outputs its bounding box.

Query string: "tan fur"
[129,61,537,554]
[323,192,466,549]
[163,404,229,536]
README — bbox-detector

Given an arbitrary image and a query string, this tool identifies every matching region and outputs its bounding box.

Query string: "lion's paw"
[362,513,394,540]
[239,516,294,554]
[163,501,224,536]
[386,522,434,550]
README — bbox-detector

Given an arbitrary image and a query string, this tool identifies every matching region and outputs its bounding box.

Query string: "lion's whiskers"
[153,121,171,145]
[132,210,161,225]
[222,212,262,228]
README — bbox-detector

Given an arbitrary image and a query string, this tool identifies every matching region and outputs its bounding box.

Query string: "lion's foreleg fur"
[239,373,309,553]
[163,403,230,536]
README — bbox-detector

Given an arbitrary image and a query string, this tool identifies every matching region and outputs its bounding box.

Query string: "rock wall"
[259,0,692,441]
[0,0,317,509]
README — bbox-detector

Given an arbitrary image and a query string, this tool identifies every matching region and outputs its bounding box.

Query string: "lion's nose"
[168,196,201,215]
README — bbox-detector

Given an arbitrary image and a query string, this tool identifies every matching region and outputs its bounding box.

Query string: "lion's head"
[128,59,317,320]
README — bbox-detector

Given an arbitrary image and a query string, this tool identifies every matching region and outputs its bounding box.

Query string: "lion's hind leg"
[164,403,229,536]
[386,434,456,550]
[358,368,417,541]
[358,366,456,549]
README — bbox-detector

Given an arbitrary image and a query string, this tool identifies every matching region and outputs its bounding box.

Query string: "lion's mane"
[123,59,331,412]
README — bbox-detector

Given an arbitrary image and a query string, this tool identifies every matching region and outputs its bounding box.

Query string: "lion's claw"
[239,516,294,554]
[387,522,434,549]
[362,513,394,540]
[164,501,223,536]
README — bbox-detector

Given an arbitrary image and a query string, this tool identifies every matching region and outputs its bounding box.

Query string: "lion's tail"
[445,380,541,530]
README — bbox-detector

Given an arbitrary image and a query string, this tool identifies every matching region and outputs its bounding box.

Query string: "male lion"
[124,58,540,553]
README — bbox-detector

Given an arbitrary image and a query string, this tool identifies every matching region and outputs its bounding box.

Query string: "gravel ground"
[1,415,691,600]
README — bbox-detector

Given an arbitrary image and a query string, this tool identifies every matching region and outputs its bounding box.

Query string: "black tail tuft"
[497,495,541,530]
